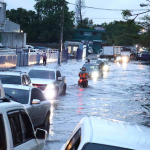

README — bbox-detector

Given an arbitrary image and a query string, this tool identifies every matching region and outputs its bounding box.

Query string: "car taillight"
[80,79,83,82]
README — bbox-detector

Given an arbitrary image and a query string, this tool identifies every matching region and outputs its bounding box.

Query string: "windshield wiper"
[5,94,18,102]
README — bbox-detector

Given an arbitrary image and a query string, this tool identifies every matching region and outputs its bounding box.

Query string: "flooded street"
[16,59,150,150]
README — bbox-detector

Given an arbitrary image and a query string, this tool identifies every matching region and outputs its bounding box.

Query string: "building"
[73,28,106,54]
[0,0,26,48]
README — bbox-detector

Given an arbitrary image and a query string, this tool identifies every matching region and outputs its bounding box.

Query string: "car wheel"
[62,83,67,95]
[44,113,50,133]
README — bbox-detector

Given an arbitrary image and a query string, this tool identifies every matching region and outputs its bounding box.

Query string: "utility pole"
[58,0,65,65]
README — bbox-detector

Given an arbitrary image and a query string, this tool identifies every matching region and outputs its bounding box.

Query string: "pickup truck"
[28,68,67,99]
[0,81,47,150]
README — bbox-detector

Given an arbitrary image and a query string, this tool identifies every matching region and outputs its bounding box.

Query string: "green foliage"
[6,0,75,43]
[77,18,93,29]
[101,20,141,46]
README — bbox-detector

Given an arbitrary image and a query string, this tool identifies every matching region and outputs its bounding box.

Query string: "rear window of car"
[0,75,21,84]
[82,143,132,150]
[28,70,55,79]
[0,114,6,150]
[96,60,102,64]
[4,88,29,104]
[83,65,99,70]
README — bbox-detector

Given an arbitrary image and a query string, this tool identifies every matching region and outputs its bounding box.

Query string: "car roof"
[3,84,31,90]
[30,68,57,72]
[0,100,24,113]
[82,116,150,149]
[0,72,24,76]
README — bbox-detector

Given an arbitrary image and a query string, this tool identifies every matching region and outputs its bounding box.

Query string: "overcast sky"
[4,0,150,24]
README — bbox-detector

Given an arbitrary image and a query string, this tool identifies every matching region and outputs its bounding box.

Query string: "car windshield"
[28,70,55,79]
[82,143,132,150]
[0,75,21,84]
[84,65,99,70]
[4,88,29,104]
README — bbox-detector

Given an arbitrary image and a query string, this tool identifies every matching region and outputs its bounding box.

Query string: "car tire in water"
[44,112,50,134]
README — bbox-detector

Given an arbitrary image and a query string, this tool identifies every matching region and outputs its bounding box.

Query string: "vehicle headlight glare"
[103,65,109,71]
[122,57,128,62]
[46,84,54,90]
[92,72,99,78]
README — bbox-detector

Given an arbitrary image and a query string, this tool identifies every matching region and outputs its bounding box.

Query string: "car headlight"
[46,84,55,90]
[103,65,109,71]
[122,56,128,62]
[44,90,56,99]
[116,56,121,61]
[92,72,99,78]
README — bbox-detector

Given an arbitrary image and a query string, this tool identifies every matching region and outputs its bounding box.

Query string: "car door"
[30,88,42,127]
[33,88,49,125]
[7,110,42,150]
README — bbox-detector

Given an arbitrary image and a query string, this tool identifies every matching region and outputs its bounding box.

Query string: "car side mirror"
[32,99,41,104]
[36,128,47,140]
[58,77,62,81]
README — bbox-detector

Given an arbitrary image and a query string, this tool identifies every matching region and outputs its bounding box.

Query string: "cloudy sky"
[4,0,150,24]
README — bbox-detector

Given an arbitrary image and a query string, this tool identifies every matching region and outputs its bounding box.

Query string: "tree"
[101,20,141,46]
[6,0,75,43]
[75,0,85,24]
[77,17,93,29]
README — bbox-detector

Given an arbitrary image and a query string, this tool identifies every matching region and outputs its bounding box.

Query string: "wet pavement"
[16,59,150,150]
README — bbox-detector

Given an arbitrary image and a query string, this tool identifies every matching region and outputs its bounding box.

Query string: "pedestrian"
[43,52,47,65]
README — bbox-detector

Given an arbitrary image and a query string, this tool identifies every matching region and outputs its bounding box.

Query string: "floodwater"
[16,59,150,150]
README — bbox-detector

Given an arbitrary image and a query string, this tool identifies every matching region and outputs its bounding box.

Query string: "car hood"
[30,78,55,85]
[86,70,99,74]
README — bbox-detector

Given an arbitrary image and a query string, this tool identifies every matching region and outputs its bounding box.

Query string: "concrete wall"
[0,1,6,31]
[4,20,20,32]
[1,32,26,48]
[0,52,58,70]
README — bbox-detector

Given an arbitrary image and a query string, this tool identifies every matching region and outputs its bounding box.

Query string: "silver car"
[3,84,51,131]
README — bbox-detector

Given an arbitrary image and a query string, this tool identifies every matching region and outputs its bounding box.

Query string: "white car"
[28,68,67,99]
[25,45,34,49]
[0,71,32,86]
[61,116,150,150]
[0,82,47,150]
[3,84,51,130]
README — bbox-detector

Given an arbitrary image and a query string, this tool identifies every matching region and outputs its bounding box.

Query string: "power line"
[68,2,149,12]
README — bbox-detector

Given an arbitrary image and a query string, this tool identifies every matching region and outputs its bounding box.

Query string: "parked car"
[61,116,150,150]
[3,84,51,130]
[136,52,150,61]
[0,71,32,86]
[83,63,103,79]
[0,82,47,150]
[28,68,67,99]
[25,45,34,49]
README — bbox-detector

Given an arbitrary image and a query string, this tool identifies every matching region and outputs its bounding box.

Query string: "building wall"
[4,20,20,32]
[0,1,6,31]
[1,32,26,48]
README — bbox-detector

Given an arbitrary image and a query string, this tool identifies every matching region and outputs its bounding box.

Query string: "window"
[92,32,97,35]
[80,31,84,35]
[31,88,46,103]
[58,71,61,77]
[28,70,55,79]
[66,129,81,150]
[24,75,29,85]
[8,111,22,147]
[4,88,29,104]
[0,75,21,85]
[0,114,6,150]
[20,110,34,142]
[22,76,26,85]
[82,143,133,150]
